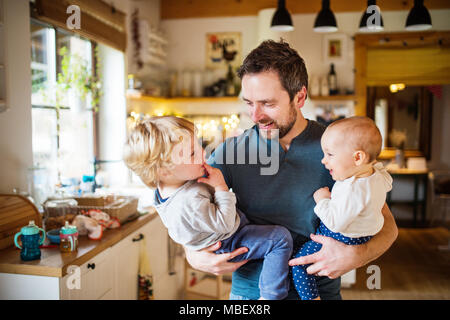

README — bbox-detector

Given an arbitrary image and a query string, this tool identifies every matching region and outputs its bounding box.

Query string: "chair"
[183,259,231,300]
[428,170,450,251]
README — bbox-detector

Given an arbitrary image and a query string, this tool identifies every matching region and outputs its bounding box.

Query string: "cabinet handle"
[87,263,96,270]
[132,233,144,242]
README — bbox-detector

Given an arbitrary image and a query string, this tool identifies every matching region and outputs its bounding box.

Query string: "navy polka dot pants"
[291,222,372,300]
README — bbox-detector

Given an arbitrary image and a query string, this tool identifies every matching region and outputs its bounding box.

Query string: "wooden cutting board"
[0,194,42,250]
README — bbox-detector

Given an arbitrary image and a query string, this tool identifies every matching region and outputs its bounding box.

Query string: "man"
[185,40,398,300]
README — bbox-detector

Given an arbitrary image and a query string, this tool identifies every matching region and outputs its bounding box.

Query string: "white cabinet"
[0,216,184,300]
[110,229,142,300]
[60,248,114,300]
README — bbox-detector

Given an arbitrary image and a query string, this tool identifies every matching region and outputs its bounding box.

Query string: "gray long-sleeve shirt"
[154,180,241,250]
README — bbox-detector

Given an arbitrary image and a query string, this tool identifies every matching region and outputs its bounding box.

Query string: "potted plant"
[57,46,102,113]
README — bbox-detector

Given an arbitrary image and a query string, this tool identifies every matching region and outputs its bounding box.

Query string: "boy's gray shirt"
[154,180,241,250]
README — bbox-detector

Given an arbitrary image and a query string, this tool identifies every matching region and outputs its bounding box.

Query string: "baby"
[123,116,293,300]
[291,116,393,300]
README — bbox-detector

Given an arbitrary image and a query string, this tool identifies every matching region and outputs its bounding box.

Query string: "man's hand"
[185,241,249,275]
[288,233,365,279]
[313,187,331,204]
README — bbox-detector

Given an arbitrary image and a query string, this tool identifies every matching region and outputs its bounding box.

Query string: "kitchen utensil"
[46,228,61,244]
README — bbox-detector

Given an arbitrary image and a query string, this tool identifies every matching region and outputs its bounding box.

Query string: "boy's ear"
[353,150,368,166]
[158,166,170,179]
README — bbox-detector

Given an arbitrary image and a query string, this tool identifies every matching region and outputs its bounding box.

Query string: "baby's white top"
[314,162,393,238]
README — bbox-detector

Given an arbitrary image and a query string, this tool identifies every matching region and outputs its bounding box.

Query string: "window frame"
[30,18,98,180]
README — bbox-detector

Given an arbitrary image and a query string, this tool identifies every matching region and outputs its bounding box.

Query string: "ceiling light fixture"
[405,0,432,31]
[314,0,338,33]
[359,0,384,32]
[271,0,294,32]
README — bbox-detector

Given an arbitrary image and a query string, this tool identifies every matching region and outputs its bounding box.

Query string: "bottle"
[14,220,46,261]
[328,63,338,95]
[320,76,329,97]
[225,64,236,96]
[60,221,79,253]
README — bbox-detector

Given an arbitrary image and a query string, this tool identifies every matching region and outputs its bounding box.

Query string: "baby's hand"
[313,187,331,203]
[197,163,229,192]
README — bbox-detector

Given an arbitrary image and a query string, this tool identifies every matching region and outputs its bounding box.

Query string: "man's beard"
[258,102,297,140]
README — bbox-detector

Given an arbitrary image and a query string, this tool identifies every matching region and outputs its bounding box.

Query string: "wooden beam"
[68,0,126,32]
[161,0,450,20]
[34,0,126,52]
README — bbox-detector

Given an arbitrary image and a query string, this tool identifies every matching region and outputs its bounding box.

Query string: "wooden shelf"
[309,95,356,101]
[127,94,240,104]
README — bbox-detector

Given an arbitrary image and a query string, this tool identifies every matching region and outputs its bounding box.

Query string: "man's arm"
[288,203,398,279]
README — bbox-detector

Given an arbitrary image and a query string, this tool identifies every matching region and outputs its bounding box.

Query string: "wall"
[429,85,450,171]
[162,9,450,96]
[0,0,32,193]
[160,8,450,223]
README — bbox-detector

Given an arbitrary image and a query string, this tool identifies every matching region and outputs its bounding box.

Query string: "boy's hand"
[197,163,228,192]
[313,187,331,203]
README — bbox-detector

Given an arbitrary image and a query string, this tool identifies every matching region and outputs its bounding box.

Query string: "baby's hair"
[327,116,382,162]
[123,116,195,188]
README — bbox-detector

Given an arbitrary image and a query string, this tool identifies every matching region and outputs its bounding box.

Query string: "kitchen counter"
[0,211,157,278]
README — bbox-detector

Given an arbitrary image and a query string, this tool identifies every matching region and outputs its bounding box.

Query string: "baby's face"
[169,133,206,182]
[320,128,357,181]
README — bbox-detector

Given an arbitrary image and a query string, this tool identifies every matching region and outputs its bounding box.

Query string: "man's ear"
[353,150,368,166]
[293,86,308,109]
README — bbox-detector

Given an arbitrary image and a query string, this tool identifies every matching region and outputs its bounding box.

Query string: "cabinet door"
[111,229,143,300]
[140,216,184,299]
[60,248,113,300]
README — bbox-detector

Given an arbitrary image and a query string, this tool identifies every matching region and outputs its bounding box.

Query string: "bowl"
[47,228,61,244]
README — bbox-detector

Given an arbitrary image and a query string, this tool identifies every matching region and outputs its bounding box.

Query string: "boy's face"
[320,128,357,181]
[168,133,206,182]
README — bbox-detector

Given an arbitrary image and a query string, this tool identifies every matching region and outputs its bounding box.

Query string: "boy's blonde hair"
[123,116,195,188]
[327,116,382,162]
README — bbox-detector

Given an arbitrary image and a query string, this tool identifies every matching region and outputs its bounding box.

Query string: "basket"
[43,196,139,228]
[74,196,139,223]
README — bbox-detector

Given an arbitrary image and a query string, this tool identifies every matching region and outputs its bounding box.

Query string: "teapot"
[60,221,78,252]
[14,220,46,261]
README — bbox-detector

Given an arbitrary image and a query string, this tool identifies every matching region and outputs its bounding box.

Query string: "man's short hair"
[237,39,308,101]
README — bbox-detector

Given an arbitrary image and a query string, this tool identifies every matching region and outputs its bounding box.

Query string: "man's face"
[241,71,298,139]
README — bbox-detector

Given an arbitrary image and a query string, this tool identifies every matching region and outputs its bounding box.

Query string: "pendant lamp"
[359,0,384,32]
[271,0,294,32]
[405,0,432,31]
[314,0,338,33]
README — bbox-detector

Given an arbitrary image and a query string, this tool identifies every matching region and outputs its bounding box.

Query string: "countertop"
[0,212,158,278]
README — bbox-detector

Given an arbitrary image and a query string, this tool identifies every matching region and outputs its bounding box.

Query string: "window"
[31,20,95,188]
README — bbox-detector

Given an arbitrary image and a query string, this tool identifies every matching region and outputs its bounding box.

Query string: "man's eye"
[327,153,333,156]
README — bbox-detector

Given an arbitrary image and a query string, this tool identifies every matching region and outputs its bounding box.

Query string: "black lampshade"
[314,0,338,33]
[359,0,384,32]
[271,0,294,31]
[405,0,432,31]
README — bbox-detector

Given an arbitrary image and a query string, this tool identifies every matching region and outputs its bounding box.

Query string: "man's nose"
[250,105,265,123]
[321,157,326,164]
